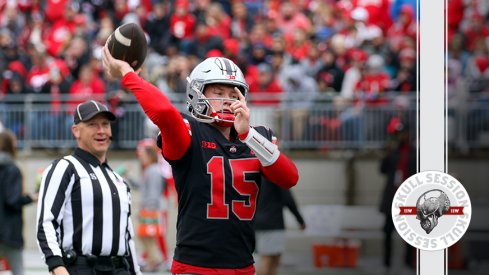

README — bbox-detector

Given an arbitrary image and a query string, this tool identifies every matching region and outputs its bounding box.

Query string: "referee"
[36,100,141,275]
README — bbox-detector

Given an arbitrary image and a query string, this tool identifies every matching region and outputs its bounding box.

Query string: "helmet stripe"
[221,58,234,76]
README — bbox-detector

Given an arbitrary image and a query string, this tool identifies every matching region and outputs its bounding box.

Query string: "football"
[106,22,147,70]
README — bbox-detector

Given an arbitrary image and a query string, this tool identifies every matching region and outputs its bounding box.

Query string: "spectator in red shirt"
[64,64,106,138]
[43,2,81,57]
[67,64,106,115]
[43,0,69,23]
[355,54,391,106]
[352,0,392,34]
[248,22,274,49]
[1,60,28,96]
[463,13,489,52]
[26,47,72,141]
[26,49,71,98]
[447,0,464,41]
[170,0,196,54]
[274,0,312,35]
[386,4,416,52]
[204,2,232,40]
[222,38,241,62]
[248,63,283,106]
[285,27,312,61]
[113,0,130,25]
[355,54,392,140]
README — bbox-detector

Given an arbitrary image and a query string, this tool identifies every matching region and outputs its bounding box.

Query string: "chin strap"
[211,112,235,127]
[239,127,280,166]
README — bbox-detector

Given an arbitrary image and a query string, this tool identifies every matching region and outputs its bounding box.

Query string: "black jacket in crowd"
[379,141,417,217]
[0,152,33,248]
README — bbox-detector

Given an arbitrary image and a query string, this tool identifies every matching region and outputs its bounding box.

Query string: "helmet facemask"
[187,77,238,127]
[186,57,249,127]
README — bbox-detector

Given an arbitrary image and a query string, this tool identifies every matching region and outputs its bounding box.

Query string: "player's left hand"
[231,87,250,135]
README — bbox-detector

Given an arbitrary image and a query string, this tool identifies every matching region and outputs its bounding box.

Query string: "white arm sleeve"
[240,127,280,166]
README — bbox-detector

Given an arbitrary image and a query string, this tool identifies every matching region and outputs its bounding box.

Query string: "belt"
[72,255,127,269]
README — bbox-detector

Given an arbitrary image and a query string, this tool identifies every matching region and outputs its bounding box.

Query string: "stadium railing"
[0,92,488,151]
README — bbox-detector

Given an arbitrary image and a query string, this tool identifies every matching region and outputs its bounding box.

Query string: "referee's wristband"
[239,127,280,166]
[46,255,64,272]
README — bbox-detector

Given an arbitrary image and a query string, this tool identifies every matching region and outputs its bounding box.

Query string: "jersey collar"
[74,148,108,167]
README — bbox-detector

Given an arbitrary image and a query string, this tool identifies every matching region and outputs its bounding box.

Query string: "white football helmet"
[186,57,249,127]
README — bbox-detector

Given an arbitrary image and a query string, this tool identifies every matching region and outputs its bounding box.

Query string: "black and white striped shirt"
[36,148,140,274]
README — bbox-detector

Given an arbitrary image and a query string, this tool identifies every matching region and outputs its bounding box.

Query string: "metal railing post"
[22,95,33,154]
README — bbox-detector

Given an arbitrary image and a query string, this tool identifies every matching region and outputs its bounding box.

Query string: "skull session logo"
[416,190,451,234]
[391,171,471,251]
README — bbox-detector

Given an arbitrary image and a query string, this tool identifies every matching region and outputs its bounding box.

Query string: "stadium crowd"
[0,0,488,148]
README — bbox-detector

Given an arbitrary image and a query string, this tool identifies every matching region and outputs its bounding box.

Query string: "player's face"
[203,84,240,114]
[72,114,112,161]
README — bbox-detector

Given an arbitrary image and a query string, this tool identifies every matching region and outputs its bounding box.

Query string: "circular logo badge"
[391,171,471,251]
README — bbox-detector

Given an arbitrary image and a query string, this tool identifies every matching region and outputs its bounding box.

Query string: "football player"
[102,48,299,275]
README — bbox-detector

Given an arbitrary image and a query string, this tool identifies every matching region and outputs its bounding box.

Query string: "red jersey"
[67,76,106,114]
[355,72,391,105]
[248,80,283,106]
[170,14,196,39]
[353,0,392,33]
[44,19,77,57]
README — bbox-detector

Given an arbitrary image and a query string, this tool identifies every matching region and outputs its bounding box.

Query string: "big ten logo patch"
[391,171,471,251]
[202,141,217,149]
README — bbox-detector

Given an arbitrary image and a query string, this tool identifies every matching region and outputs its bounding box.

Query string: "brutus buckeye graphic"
[416,189,450,234]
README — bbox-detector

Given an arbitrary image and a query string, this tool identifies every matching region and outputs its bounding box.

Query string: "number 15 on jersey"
[207,157,260,220]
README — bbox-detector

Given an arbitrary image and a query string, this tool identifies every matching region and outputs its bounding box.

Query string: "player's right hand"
[50,266,69,275]
[231,87,250,136]
[102,45,135,79]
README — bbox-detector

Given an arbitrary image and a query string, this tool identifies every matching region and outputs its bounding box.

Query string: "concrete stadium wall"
[18,152,489,257]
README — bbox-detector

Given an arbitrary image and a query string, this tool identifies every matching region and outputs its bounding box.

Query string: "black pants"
[383,215,415,268]
[66,256,131,275]
[66,266,130,275]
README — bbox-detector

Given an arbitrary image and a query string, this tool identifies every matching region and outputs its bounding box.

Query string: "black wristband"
[46,256,65,272]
